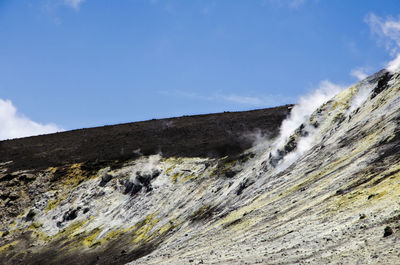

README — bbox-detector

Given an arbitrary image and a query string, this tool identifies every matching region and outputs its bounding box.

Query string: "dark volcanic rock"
[63,208,81,222]
[383,226,393,237]
[371,72,392,99]
[123,181,134,194]
[99,174,113,187]
[25,209,36,222]
[123,181,142,196]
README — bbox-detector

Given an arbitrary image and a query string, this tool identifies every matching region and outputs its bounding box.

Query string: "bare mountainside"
[1,69,400,264]
[0,106,292,172]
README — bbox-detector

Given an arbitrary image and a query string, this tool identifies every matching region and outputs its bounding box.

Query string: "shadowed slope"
[0,106,292,172]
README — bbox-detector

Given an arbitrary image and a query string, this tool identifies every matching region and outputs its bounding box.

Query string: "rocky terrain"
[1,69,400,264]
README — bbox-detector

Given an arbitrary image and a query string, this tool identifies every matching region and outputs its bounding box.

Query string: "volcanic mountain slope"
[1,69,400,264]
[0,105,292,264]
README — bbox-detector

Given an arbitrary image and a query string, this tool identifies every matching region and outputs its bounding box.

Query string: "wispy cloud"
[40,0,86,24]
[0,99,63,140]
[365,13,400,72]
[64,0,86,10]
[345,41,360,56]
[266,0,307,8]
[201,7,210,15]
[160,90,293,108]
[217,94,293,107]
[365,13,400,55]
[288,0,305,8]
[219,94,265,106]
[350,67,369,81]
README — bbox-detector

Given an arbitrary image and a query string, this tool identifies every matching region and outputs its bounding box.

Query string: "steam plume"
[272,81,344,171]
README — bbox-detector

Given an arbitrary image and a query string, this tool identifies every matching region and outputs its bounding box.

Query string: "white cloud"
[64,0,86,10]
[0,99,63,140]
[350,67,369,81]
[365,13,400,72]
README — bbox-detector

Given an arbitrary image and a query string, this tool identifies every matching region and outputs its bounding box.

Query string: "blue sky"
[0,0,400,138]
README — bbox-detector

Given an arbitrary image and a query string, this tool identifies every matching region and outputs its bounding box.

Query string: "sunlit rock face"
[1,70,400,264]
